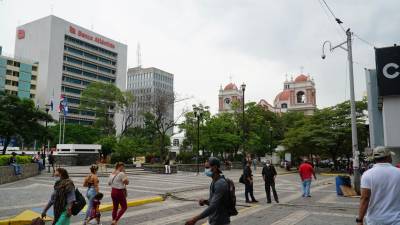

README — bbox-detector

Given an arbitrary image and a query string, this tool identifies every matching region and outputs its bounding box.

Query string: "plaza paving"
[0,166,359,225]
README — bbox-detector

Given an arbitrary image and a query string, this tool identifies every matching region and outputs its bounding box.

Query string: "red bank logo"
[69,26,76,34]
[17,29,25,39]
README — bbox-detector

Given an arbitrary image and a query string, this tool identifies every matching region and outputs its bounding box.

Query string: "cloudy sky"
[1,0,399,115]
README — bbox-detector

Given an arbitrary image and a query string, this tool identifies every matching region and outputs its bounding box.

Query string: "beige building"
[0,53,38,99]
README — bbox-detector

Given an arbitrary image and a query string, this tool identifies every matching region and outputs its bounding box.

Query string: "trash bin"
[335,175,351,196]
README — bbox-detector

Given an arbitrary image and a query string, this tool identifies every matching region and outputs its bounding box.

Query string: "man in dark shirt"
[244,161,258,203]
[262,160,279,203]
[186,157,230,225]
[8,152,22,175]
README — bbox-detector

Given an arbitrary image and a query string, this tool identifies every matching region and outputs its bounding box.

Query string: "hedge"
[0,155,32,166]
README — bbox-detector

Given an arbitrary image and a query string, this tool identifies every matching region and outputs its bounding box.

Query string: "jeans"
[302,179,311,197]
[111,188,127,221]
[85,187,97,220]
[245,183,256,202]
[11,163,22,175]
[55,210,70,225]
[265,181,279,203]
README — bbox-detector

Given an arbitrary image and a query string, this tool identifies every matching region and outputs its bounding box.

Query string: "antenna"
[137,42,142,68]
[229,74,233,83]
[300,66,304,74]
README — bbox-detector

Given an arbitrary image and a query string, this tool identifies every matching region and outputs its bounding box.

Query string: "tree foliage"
[0,92,52,154]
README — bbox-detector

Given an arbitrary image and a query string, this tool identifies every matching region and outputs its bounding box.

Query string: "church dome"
[274,90,290,102]
[294,74,308,83]
[224,83,238,91]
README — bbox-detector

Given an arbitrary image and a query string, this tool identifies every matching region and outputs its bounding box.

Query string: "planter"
[0,163,39,185]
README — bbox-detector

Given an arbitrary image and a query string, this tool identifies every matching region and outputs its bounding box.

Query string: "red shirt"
[299,163,314,181]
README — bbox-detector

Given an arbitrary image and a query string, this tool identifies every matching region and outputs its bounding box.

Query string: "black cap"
[208,157,222,173]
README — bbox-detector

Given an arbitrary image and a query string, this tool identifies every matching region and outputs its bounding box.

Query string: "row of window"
[64,45,117,66]
[63,53,116,75]
[4,79,36,90]
[128,72,173,84]
[63,65,115,83]
[6,60,38,71]
[65,118,94,125]
[62,75,91,86]
[4,90,35,98]
[65,35,117,58]
[62,85,82,95]
[67,107,96,117]
[5,70,37,80]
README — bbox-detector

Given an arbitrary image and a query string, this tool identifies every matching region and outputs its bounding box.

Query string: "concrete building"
[0,51,38,99]
[127,66,174,132]
[14,15,127,128]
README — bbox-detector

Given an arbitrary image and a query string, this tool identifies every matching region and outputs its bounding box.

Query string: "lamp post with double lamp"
[322,28,360,193]
[241,83,246,155]
[269,126,273,154]
[193,105,204,175]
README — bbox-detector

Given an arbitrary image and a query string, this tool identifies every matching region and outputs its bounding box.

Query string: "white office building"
[14,15,127,130]
[127,66,174,133]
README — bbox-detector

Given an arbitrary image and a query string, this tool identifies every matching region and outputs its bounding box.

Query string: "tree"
[0,92,52,154]
[48,124,101,146]
[120,91,136,136]
[97,136,117,156]
[80,82,126,136]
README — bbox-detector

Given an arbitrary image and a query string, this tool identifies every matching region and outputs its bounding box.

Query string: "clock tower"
[218,82,243,113]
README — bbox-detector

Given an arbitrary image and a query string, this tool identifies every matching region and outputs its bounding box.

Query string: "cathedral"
[259,74,317,115]
[218,74,316,115]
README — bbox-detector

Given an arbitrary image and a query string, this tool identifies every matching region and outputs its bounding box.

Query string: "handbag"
[111,172,128,197]
[239,174,245,184]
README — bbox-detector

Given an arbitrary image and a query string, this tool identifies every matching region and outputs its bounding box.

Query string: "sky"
[1,0,399,116]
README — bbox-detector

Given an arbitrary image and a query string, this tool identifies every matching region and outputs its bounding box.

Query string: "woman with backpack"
[41,168,76,225]
[108,162,129,225]
[83,164,100,225]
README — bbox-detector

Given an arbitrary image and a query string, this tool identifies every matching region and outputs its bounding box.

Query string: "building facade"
[127,67,174,131]
[14,15,127,128]
[218,83,243,113]
[259,74,317,115]
[0,53,38,99]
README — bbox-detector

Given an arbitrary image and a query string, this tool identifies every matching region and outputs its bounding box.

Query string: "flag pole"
[58,113,62,144]
[62,115,66,144]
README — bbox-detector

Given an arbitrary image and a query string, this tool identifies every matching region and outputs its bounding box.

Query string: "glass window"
[98,66,111,73]
[82,71,97,79]
[83,62,97,70]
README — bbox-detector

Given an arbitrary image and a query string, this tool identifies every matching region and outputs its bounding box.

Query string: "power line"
[317,0,344,40]
[320,0,346,33]
[353,33,376,48]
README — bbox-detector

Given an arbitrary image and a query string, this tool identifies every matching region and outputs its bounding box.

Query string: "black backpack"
[223,177,238,216]
[71,188,86,216]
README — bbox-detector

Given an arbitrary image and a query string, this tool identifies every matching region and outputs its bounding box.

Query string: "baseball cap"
[373,146,395,159]
[208,157,222,172]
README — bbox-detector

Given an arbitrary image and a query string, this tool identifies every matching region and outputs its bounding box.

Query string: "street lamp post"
[241,83,246,155]
[269,126,273,154]
[322,28,360,193]
[193,105,204,175]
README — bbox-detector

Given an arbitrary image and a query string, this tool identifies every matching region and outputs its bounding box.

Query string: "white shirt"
[361,163,400,224]
[108,172,127,189]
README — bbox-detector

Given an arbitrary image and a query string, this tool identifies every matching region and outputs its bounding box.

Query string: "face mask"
[54,176,61,182]
[204,168,213,177]
[266,163,270,166]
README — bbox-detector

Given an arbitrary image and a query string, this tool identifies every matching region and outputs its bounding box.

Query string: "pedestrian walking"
[48,151,56,176]
[83,164,99,225]
[108,162,129,225]
[298,158,316,197]
[252,158,257,171]
[86,192,103,225]
[244,161,258,203]
[357,146,400,225]
[262,160,279,203]
[164,158,171,174]
[185,157,234,225]
[41,168,76,225]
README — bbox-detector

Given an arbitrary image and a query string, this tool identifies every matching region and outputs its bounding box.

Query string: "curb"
[0,196,165,225]
[320,173,349,176]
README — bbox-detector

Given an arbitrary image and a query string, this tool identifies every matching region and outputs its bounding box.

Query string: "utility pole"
[322,28,360,193]
[346,29,360,193]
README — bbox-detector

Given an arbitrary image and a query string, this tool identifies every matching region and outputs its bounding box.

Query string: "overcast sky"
[1,0,399,116]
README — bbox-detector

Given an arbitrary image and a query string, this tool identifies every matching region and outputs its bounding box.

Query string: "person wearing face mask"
[185,157,231,225]
[262,160,279,204]
[42,168,76,225]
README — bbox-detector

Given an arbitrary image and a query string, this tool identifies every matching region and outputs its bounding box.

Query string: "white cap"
[373,146,395,159]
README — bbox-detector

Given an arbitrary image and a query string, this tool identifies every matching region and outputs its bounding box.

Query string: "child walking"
[86,193,103,225]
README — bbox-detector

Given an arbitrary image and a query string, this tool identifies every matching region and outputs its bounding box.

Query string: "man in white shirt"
[357,146,400,225]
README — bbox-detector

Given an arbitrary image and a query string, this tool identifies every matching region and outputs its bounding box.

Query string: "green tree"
[80,82,126,136]
[97,136,117,156]
[0,92,52,154]
[48,124,101,146]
